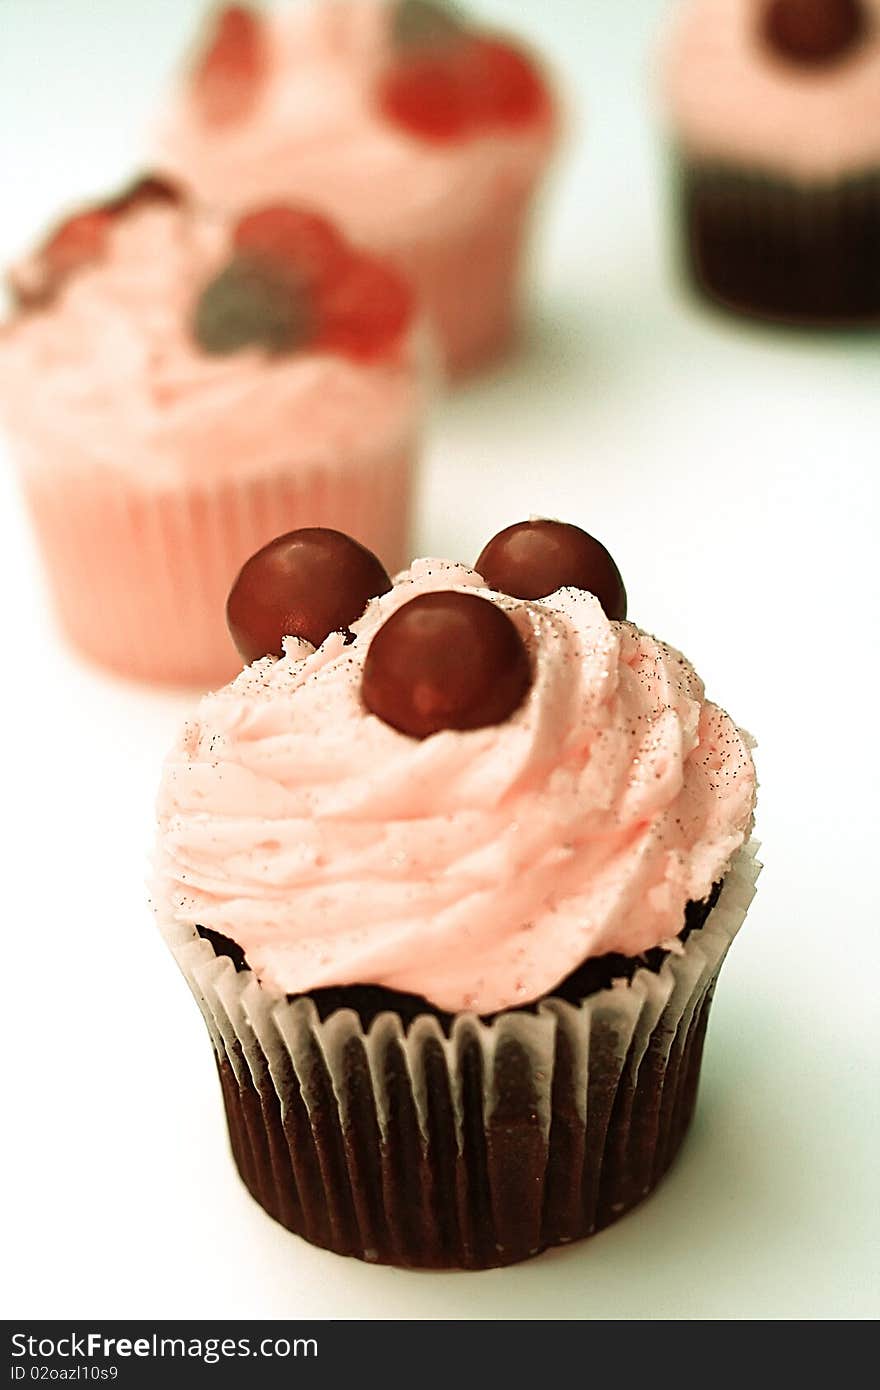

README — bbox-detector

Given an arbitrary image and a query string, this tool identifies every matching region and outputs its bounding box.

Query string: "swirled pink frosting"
[152,1,556,248]
[156,559,756,1014]
[0,201,429,488]
[661,0,880,179]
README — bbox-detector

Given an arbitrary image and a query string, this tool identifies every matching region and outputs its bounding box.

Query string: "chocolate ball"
[227,528,392,662]
[476,519,627,620]
[763,0,867,65]
[361,590,531,739]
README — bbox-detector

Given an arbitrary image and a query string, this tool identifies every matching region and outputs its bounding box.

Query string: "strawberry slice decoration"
[191,5,268,126]
[462,37,549,129]
[380,0,549,143]
[40,210,113,287]
[313,254,414,362]
[233,206,348,291]
[10,175,181,310]
[380,54,474,142]
[193,205,414,362]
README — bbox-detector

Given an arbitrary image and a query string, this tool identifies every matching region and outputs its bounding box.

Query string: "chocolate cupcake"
[661,0,880,325]
[154,521,758,1269]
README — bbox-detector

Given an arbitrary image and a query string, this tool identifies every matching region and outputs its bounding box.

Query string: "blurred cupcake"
[661,0,880,325]
[152,1,559,376]
[0,183,429,686]
[155,520,758,1269]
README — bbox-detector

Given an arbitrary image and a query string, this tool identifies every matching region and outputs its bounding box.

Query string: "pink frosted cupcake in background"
[0,181,429,686]
[660,0,880,325]
[152,1,559,377]
[155,519,758,1269]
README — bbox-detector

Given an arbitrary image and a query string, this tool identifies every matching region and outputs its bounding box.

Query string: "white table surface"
[1,0,877,1321]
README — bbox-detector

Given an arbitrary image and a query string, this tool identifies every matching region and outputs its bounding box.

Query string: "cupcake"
[152,1,558,376]
[661,0,880,325]
[154,519,759,1269]
[0,182,428,686]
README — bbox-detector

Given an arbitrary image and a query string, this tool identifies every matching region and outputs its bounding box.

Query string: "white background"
[1,0,877,1320]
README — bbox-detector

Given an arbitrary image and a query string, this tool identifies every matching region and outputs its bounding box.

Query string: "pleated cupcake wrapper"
[19,440,416,687]
[674,157,880,326]
[386,185,542,379]
[160,841,760,1269]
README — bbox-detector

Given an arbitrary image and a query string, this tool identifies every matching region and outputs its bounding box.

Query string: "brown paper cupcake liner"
[160,841,759,1269]
[675,158,880,327]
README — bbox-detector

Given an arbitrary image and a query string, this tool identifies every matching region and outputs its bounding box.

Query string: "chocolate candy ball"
[476,519,627,620]
[227,528,392,662]
[763,0,867,65]
[361,590,531,738]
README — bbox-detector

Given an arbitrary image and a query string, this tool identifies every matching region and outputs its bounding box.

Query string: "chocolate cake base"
[214,987,716,1269]
[677,162,880,327]
[198,883,720,1030]
[178,875,749,1269]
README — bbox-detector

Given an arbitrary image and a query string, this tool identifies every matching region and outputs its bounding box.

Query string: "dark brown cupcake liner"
[160,842,759,1270]
[675,157,880,327]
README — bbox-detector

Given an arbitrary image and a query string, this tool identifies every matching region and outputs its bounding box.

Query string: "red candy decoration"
[379,30,548,143]
[465,37,549,128]
[194,207,412,361]
[227,528,392,662]
[193,203,413,361]
[42,209,112,282]
[233,206,347,288]
[192,4,268,125]
[476,520,627,621]
[12,175,181,311]
[9,208,112,310]
[763,0,867,64]
[361,590,532,739]
[380,53,474,142]
[314,253,415,360]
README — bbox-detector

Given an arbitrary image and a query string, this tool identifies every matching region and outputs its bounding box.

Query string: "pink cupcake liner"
[159,842,760,1269]
[195,188,539,382]
[382,189,539,378]
[19,441,416,687]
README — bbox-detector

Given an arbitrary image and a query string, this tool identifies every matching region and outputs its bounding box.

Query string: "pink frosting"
[151,1,556,248]
[661,0,880,179]
[156,559,756,1014]
[0,202,430,488]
